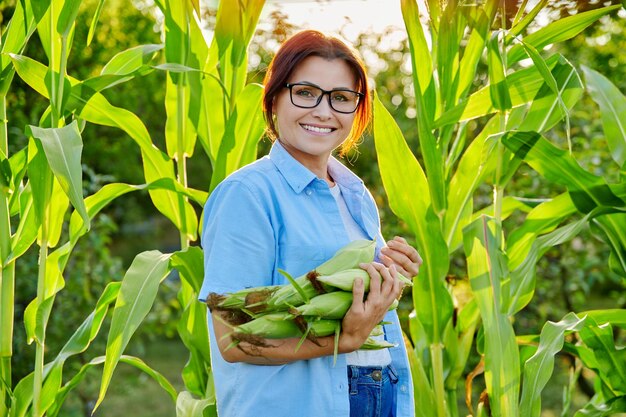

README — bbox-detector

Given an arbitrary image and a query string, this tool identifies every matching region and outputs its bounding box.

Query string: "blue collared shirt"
[199,141,414,417]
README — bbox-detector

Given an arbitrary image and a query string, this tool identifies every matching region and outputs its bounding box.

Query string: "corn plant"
[1,0,265,415]
[373,1,626,416]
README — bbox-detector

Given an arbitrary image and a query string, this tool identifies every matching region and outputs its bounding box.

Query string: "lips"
[301,123,335,134]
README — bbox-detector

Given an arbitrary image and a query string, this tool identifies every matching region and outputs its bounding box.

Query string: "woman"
[199,30,421,417]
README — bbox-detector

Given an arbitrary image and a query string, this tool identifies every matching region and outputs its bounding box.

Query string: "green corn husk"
[233,312,302,339]
[289,291,354,319]
[263,239,376,310]
[315,268,413,292]
[369,324,384,337]
[215,285,281,310]
[359,337,397,350]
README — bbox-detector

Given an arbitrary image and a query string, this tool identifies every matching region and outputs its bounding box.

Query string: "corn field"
[0,0,625,416]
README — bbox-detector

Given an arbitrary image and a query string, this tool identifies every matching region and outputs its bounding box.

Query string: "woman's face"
[273,56,358,172]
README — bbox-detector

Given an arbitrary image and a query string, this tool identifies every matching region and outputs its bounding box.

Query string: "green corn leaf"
[29,121,89,230]
[209,83,265,191]
[9,185,37,263]
[578,319,626,393]
[25,137,52,231]
[86,0,106,46]
[0,0,40,95]
[508,206,621,315]
[582,65,626,168]
[373,94,452,342]
[517,55,582,134]
[457,0,497,101]
[519,312,587,417]
[171,246,204,293]
[444,116,500,250]
[507,193,577,268]
[488,31,512,111]
[10,53,199,240]
[45,177,69,247]
[573,396,626,417]
[100,43,163,76]
[403,333,436,417]
[401,0,436,123]
[178,301,211,396]
[592,213,626,278]
[507,5,621,64]
[463,216,520,416]
[56,0,81,38]
[39,283,121,416]
[176,391,214,417]
[508,0,548,38]
[435,54,571,128]
[47,355,177,417]
[94,250,173,412]
[502,131,626,213]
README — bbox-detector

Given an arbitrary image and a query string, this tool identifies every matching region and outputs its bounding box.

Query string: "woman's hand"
[380,236,422,279]
[338,262,402,353]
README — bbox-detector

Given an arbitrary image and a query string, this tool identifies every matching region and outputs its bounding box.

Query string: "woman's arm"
[212,262,402,365]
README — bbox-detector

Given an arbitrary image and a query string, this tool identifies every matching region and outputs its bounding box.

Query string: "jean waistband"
[347,364,399,382]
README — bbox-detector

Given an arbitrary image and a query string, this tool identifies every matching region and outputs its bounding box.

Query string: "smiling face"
[273,56,358,177]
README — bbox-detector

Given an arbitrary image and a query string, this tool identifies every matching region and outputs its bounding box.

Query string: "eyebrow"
[289,81,358,91]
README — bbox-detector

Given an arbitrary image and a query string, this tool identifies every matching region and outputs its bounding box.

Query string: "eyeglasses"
[284,82,363,114]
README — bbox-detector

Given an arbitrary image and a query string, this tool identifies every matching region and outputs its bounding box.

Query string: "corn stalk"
[376,1,625,415]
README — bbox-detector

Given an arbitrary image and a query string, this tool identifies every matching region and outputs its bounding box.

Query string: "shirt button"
[305,189,312,196]
[400,385,407,392]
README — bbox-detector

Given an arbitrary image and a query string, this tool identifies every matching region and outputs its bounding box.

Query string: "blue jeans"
[348,365,398,417]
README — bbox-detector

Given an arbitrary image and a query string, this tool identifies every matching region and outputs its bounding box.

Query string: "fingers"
[380,236,423,277]
[359,262,401,301]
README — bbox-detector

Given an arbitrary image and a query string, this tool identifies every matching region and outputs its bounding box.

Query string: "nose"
[311,93,333,119]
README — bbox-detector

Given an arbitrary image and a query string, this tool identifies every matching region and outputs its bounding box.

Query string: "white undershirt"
[329,185,392,366]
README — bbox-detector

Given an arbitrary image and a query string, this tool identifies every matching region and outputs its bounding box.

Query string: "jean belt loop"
[348,365,359,395]
[387,364,399,384]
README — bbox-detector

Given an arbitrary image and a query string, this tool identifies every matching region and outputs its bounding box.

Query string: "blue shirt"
[199,141,414,417]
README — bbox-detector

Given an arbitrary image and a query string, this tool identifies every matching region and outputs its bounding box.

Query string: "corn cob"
[315,268,413,292]
[208,285,281,311]
[263,239,376,310]
[288,291,354,320]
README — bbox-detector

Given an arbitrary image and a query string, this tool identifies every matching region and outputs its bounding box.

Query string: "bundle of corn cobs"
[206,240,413,358]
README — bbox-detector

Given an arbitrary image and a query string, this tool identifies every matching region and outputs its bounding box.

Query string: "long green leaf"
[101,44,164,75]
[507,5,621,64]
[94,250,173,412]
[502,131,626,213]
[401,0,436,122]
[29,121,89,229]
[435,54,565,127]
[47,355,177,417]
[373,94,452,341]
[209,83,265,191]
[519,313,587,417]
[38,282,121,415]
[463,216,520,417]
[456,0,497,101]
[10,53,199,239]
[487,31,512,111]
[517,55,582,133]
[578,319,626,393]
[582,65,626,168]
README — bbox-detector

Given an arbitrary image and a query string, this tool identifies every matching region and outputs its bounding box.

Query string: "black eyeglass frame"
[284,82,364,114]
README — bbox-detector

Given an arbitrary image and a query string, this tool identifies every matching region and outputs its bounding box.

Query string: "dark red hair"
[262,30,371,155]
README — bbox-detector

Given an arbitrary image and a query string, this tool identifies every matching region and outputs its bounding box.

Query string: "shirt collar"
[269,140,364,194]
